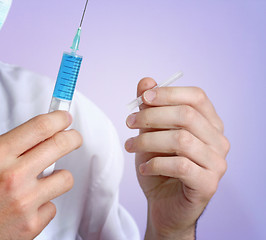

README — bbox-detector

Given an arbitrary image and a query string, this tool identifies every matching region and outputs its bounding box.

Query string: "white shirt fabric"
[0,61,140,240]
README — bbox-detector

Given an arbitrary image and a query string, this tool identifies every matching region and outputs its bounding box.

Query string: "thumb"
[137,77,157,111]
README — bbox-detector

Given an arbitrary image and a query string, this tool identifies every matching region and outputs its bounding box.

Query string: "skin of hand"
[125,78,230,240]
[0,111,82,240]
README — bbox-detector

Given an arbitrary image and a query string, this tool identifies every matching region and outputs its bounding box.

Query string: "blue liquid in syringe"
[53,52,83,101]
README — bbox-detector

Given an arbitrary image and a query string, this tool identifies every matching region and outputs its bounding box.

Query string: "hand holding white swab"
[127,71,183,112]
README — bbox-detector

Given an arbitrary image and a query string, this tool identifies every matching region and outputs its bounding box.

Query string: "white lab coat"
[0,61,140,240]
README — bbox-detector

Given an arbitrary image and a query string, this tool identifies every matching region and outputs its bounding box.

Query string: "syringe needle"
[79,0,89,28]
[71,0,89,52]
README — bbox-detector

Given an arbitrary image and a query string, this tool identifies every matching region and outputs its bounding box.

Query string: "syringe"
[42,0,89,177]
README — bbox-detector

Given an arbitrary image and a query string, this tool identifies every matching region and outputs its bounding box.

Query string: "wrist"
[145,224,196,240]
[144,203,196,240]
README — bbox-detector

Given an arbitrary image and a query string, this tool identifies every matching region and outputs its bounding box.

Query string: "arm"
[125,78,230,239]
[0,111,82,240]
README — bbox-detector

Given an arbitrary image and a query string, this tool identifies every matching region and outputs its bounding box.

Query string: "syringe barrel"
[41,51,83,178]
[52,51,83,101]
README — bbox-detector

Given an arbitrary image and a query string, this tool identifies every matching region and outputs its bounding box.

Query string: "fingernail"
[66,112,72,124]
[125,138,134,151]
[144,90,156,103]
[127,113,136,127]
[139,163,146,175]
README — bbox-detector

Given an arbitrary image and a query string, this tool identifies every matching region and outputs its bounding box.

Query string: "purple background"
[1,0,265,239]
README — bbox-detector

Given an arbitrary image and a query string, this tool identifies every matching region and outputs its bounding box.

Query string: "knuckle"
[49,202,57,218]
[193,87,207,105]
[174,130,193,151]
[207,181,218,199]
[60,170,74,190]
[52,132,70,153]
[214,155,228,177]
[22,217,39,235]
[180,105,196,126]
[217,120,225,133]
[45,202,57,222]
[34,115,53,137]
[176,158,191,177]
[12,197,32,216]
[222,136,231,155]
[71,129,83,149]
[219,160,228,176]
[149,158,160,173]
[0,169,23,193]
[202,174,219,200]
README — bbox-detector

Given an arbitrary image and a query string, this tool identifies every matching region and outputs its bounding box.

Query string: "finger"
[126,105,227,156]
[125,129,226,171]
[37,202,56,233]
[142,87,224,133]
[36,170,74,206]
[137,77,157,111]
[139,156,219,199]
[19,129,82,176]
[0,111,72,157]
[137,77,157,100]
[136,78,157,138]
[139,156,204,188]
